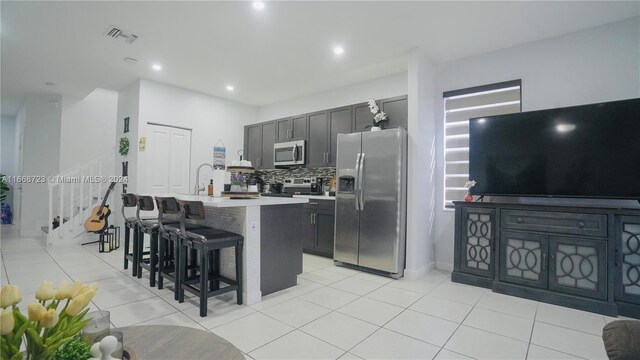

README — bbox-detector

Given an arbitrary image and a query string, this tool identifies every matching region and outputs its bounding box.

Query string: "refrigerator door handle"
[354,153,362,210]
[359,153,365,210]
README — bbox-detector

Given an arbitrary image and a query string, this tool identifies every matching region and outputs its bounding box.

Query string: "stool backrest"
[121,193,137,220]
[135,195,155,223]
[176,200,206,237]
[155,196,179,233]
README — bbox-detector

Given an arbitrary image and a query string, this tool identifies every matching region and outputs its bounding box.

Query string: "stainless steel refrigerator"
[334,128,407,278]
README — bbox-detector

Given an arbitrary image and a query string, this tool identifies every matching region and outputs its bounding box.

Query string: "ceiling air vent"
[103,25,139,45]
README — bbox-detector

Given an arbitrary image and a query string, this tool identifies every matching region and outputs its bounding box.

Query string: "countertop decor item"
[368,98,388,130]
[464,180,477,202]
[0,281,98,360]
[53,336,91,360]
[118,138,129,156]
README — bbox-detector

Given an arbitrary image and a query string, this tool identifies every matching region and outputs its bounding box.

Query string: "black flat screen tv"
[469,98,640,200]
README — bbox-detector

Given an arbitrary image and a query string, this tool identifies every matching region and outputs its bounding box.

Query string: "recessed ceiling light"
[252,1,265,10]
[226,85,235,91]
[152,63,162,71]
[333,46,345,56]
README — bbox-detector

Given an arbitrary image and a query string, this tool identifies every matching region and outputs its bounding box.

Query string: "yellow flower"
[54,281,74,300]
[40,309,59,329]
[27,302,47,321]
[0,309,14,335]
[65,294,90,317]
[70,282,88,298]
[35,280,55,301]
[0,285,22,308]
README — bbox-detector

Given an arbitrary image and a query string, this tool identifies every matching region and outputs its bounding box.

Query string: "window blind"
[443,80,522,209]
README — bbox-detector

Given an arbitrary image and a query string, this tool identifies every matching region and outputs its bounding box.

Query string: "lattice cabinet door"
[615,216,640,304]
[549,236,607,300]
[460,207,495,278]
[499,231,548,289]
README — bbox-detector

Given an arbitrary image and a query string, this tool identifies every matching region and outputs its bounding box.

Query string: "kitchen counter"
[174,194,309,207]
[293,195,336,201]
[165,193,307,305]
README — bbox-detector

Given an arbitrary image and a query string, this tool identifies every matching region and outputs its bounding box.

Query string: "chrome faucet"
[194,163,214,195]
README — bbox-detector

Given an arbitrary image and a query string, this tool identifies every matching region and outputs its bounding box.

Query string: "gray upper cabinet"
[379,95,408,130]
[275,115,307,143]
[244,121,276,169]
[275,118,291,143]
[291,115,307,141]
[307,111,329,167]
[328,107,352,166]
[353,103,372,133]
[244,124,262,168]
[260,121,276,169]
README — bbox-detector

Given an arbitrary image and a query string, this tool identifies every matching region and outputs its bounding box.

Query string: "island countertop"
[170,194,309,207]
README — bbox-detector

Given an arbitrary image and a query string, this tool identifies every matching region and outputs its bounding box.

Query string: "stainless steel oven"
[274,140,305,166]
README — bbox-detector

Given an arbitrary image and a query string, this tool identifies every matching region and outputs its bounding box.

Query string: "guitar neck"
[97,182,117,213]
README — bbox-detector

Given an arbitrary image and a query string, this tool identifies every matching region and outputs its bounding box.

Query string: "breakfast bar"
[172,194,308,305]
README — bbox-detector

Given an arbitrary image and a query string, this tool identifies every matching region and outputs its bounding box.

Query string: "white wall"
[433,17,640,270]
[136,79,257,194]
[1,115,17,207]
[19,94,62,235]
[405,49,437,277]
[60,88,118,171]
[257,73,407,122]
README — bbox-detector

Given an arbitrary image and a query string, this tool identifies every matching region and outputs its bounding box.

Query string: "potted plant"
[464,180,477,202]
[367,99,388,131]
[0,281,98,360]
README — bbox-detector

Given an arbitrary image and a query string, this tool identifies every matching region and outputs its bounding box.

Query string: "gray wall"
[434,17,640,270]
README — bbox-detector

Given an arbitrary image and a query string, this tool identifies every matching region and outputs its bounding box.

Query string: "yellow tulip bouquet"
[0,281,98,360]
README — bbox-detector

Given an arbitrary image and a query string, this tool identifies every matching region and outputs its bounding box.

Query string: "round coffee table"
[117,325,244,360]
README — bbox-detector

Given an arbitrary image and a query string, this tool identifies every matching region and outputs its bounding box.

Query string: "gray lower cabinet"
[302,200,335,258]
[500,231,548,289]
[454,201,639,318]
[549,236,607,300]
[616,216,640,306]
[458,207,495,279]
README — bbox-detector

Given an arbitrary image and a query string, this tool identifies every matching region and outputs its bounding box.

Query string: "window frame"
[442,79,522,210]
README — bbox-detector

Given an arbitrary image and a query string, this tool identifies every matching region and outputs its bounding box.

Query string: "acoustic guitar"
[84,182,116,233]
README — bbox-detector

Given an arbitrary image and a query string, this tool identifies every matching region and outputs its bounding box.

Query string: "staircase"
[45,148,117,245]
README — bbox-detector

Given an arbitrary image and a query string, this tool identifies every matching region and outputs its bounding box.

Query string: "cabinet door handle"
[516,217,523,223]
[312,213,316,225]
[549,253,555,273]
[310,213,314,225]
[615,248,622,267]
[542,253,547,271]
[578,221,585,229]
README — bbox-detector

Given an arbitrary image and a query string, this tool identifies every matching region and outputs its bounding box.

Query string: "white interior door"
[143,124,191,195]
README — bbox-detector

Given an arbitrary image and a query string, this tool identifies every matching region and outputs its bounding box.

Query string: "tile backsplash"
[256,167,336,185]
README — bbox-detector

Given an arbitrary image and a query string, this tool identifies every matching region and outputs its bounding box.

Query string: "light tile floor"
[0,225,625,360]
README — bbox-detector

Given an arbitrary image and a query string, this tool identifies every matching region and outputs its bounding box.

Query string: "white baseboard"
[404,262,435,279]
[435,262,454,272]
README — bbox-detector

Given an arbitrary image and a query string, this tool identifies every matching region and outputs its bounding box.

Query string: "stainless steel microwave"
[274,140,305,166]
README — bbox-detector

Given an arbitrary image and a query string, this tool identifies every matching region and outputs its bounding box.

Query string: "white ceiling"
[2,1,638,116]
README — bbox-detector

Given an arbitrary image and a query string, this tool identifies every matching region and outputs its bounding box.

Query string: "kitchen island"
[171,194,308,305]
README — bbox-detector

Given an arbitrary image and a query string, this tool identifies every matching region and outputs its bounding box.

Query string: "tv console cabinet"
[452,201,640,318]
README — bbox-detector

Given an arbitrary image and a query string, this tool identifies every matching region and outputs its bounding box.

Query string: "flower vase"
[464,193,473,202]
[370,126,381,132]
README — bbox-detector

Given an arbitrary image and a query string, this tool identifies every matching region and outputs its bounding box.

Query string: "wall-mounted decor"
[123,117,130,133]
[119,137,129,156]
[122,184,127,193]
[213,139,226,169]
[139,136,146,151]
[122,161,128,176]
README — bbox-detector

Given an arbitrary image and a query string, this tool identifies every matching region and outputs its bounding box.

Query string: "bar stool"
[135,195,177,287]
[155,196,207,299]
[176,200,243,317]
[121,193,139,276]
